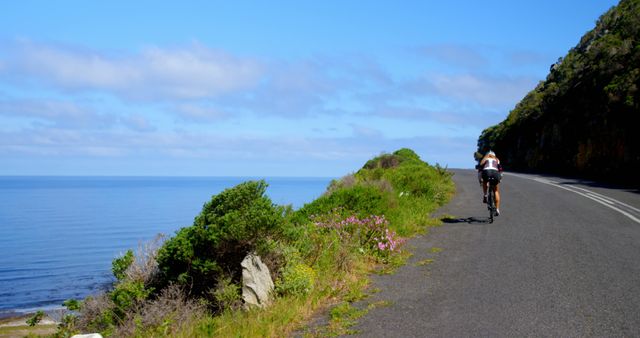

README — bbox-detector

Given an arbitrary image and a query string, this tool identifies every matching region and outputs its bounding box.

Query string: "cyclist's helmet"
[486,150,496,157]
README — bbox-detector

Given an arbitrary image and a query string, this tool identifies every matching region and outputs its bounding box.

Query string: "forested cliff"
[477,0,640,186]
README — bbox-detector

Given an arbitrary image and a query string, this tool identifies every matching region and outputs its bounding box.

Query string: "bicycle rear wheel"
[487,185,496,223]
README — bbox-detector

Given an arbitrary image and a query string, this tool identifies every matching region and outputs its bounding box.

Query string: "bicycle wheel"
[487,186,495,223]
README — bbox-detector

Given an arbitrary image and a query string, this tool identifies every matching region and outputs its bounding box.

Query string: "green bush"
[156,180,287,300]
[296,184,390,220]
[111,280,152,318]
[276,262,316,297]
[112,250,134,281]
[212,276,242,310]
[26,310,44,326]
[63,299,81,311]
[393,148,422,163]
[362,148,422,170]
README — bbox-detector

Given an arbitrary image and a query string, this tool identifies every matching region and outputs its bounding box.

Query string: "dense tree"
[477,0,640,186]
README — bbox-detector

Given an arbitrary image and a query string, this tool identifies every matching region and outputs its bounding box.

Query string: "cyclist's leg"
[482,180,489,203]
[481,171,489,202]
[489,170,501,214]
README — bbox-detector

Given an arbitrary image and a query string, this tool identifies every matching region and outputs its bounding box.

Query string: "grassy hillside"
[477,0,639,186]
[48,148,453,337]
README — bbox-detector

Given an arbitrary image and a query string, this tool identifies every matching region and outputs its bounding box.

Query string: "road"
[352,169,640,337]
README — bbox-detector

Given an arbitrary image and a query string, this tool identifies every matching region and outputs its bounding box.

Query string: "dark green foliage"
[477,0,640,186]
[112,250,134,281]
[63,299,81,311]
[26,310,44,326]
[212,276,243,310]
[358,149,413,180]
[109,281,151,313]
[392,148,423,163]
[362,148,423,170]
[111,280,152,318]
[55,313,79,337]
[156,180,287,299]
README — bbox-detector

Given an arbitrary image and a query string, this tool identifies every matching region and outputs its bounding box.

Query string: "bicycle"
[486,177,499,223]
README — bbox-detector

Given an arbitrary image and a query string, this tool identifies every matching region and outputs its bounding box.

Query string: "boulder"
[241,253,274,308]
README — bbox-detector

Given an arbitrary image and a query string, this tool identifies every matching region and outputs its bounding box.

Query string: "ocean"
[0,176,332,316]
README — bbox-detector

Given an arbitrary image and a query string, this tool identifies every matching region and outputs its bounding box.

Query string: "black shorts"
[482,170,501,184]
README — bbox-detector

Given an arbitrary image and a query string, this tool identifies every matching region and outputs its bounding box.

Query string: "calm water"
[0,176,332,316]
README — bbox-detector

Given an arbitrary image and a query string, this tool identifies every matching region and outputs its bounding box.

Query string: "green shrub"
[63,299,81,311]
[296,184,390,220]
[112,250,134,281]
[111,280,152,318]
[362,148,423,170]
[156,180,287,300]
[86,309,116,336]
[276,263,316,297]
[393,148,422,163]
[363,153,400,169]
[386,164,435,195]
[26,310,44,326]
[211,276,242,311]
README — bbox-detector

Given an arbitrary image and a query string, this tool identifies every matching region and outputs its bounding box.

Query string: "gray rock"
[241,253,274,308]
[71,334,103,338]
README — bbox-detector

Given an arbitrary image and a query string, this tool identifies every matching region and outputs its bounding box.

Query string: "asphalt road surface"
[353,169,640,337]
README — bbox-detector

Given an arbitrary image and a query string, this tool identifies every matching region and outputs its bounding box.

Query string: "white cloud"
[14,41,141,88]
[0,99,116,129]
[507,50,551,67]
[5,40,264,100]
[416,73,536,108]
[0,98,157,132]
[419,44,489,70]
[121,115,156,132]
[223,57,395,118]
[350,123,384,138]
[0,40,497,174]
[172,103,229,122]
[0,124,473,164]
[369,104,504,128]
[140,45,263,98]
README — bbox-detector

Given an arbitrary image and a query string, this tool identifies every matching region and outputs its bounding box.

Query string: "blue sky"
[0,1,618,176]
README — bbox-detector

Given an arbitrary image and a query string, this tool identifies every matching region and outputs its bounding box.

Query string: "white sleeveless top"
[482,158,500,171]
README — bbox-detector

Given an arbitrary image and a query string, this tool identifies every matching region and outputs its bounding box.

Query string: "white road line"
[507,173,640,224]
[586,192,615,205]
[568,185,640,213]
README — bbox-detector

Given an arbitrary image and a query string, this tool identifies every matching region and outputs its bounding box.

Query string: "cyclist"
[477,150,503,216]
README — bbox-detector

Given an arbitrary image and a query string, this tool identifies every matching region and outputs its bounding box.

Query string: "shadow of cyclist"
[441,216,490,224]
